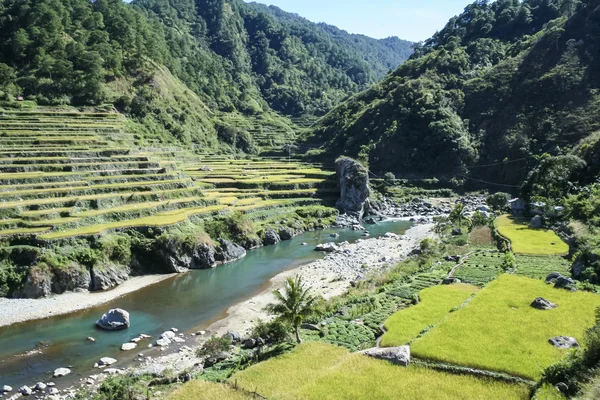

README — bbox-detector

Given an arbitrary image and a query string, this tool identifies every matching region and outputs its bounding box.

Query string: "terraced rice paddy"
[0,109,335,239]
[496,215,569,255]
[380,284,478,346]
[227,342,530,400]
[411,275,600,380]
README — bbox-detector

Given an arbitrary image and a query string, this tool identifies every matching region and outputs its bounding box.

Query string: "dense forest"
[307,0,600,190]
[0,0,413,145]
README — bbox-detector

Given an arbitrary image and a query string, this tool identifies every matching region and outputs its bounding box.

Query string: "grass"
[380,283,479,346]
[411,274,600,380]
[169,380,252,400]
[229,342,529,400]
[496,215,569,255]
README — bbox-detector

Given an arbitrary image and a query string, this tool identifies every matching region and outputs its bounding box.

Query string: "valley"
[1,0,600,399]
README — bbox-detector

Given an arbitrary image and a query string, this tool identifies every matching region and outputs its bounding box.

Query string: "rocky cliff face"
[335,157,371,220]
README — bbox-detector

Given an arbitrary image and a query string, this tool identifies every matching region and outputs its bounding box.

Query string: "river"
[0,221,412,389]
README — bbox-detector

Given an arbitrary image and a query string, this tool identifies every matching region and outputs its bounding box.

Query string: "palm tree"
[449,203,471,232]
[265,276,319,344]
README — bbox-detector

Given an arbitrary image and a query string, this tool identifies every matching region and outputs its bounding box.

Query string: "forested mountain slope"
[0,0,412,152]
[244,2,414,80]
[307,0,600,188]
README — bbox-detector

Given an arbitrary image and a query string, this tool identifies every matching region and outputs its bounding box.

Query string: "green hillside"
[306,0,600,188]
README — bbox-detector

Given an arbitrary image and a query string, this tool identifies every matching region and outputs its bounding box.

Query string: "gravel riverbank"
[0,274,177,328]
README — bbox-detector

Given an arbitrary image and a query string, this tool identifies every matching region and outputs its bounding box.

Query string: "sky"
[245,0,472,42]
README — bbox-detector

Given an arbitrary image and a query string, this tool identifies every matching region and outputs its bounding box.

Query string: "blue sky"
[245,0,471,42]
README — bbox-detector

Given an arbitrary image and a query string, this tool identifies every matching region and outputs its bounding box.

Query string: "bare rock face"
[263,229,281,246]
[191,243,217,269]
[91,263,131,291]
[215,239,246,264]
[361,346,410,366]
[531,297,557,310]
[96,308,130,331]
[335,157,371,220]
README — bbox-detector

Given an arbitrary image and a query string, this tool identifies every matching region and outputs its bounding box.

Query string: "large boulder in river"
[335,157,371,220]
[215,239,246,264]
[96,308,130,331]
[361,346,410,366]
[315,243,339,253]
[263,229,281,246]
[53,368,71,377]
[91,263,131,291]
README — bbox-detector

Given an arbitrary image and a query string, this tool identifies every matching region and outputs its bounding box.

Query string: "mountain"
[306,0,599,189]
[244,2,414,80]
[0,0,413,153]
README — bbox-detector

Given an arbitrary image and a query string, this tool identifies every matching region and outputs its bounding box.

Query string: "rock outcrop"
[191,243,217,269]
[215,239,247,264]
[549,336,579,349]
[263,229,281,246]
[361,346,410,366]
[531,297,557,310]
[335,157,370,220]
[96,308,130,331]
[91,263,131,291]
[51,262,91,294]
[530,215,543,229]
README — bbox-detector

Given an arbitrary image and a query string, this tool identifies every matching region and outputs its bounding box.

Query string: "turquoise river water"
[0,221,411,388]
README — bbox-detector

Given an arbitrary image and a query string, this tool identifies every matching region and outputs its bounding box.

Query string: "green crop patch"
[411,274,600,380]
[515,255,571,280]
[453,251,505,285]
[230,342,529,400]
[380,283,478,347]
[496,215,569,255]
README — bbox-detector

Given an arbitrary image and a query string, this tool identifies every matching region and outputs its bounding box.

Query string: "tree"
[449,203,471,231]
[265,275,319,343]
[487,192,510,211]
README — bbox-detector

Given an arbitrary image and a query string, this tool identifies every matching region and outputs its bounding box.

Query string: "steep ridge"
[306,0,600,188]
[0,0,412,142]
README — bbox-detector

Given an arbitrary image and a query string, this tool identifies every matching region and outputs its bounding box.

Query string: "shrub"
[196,335,232,359]
[251,319,290,344]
